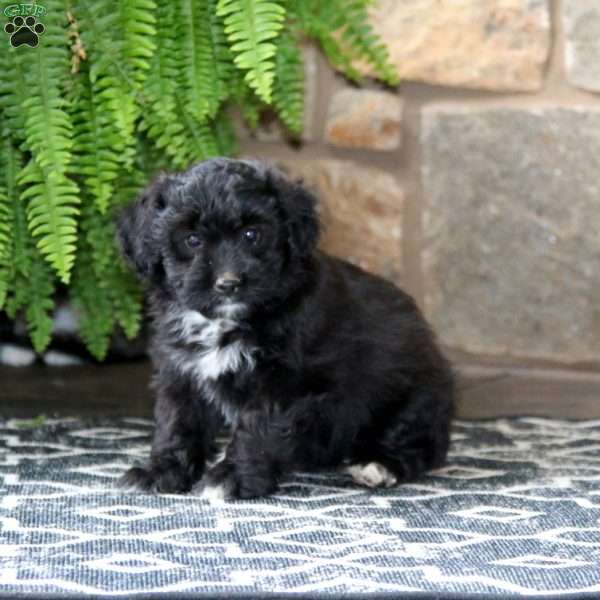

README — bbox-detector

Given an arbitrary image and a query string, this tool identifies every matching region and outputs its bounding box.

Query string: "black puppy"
[117,158,454,499]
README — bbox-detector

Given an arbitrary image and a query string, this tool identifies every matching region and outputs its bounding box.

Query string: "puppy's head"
[118,158,319,318]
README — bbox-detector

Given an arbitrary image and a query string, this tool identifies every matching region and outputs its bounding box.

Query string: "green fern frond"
[72,270,115,360]
[289,0,361,82]
[91,67,138,156]
[213,108,238,156]
[183,109,220,160]
[77,1,138,164]
[25,254,56,353]
[4,199,31,320]
[0,144,12,265]
[0,132,18,309]
[71,66,121,213]
[229,71,264,129]
[339,0,399,85]
[0,48,30,137]
[21,2,74,169]
[184,110,220,160]
[111,265,144,339]
[72,204,143,359]
[0,185,10,309]
[3,195,56,352]
[140,2,190,169]
[206,0,237,113]
[71,235,116,360]
[119,0,157,83]
[179,0,208,119]
[272,29,304,135]
[289,0,397,84]
[217,0,286,103]
[6,172,29,285]
[17,3,80,283]
[19,161,79,283]
[166,91,220,162]
[179,0,235,120]
[0,277,7,314]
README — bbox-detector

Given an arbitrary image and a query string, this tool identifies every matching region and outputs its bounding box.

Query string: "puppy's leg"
[196,394,354,500]
[195,409,283,500]
[119,378,220,493]
[349,387,453,487]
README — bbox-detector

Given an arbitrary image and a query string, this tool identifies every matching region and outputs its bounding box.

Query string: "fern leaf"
[25,254,56,353]
[179,0,234,120]
[3,193,56,352]
[18,2,80,283]
[213,108,238,156]
[111,265,143,339]
[72,204,143,359]
[178,98,220,160]
[272,30,304,135]
[290,0,397,84]
[339,0,399,85]
[217,0,286,103]
[19,161,79,283]
[6,168,29,284]
[0,273,7,311]
[0,187,9,309]
[71,66,121,213]
[290,0,362,82]
[71,244,116,361]
[229,67,265,129]
[0,48,30,136]
[3,199,31,320]
[0,131,18,309]
[0,149,12,265]
[140,2,190,168]
[119,0,157,84]
[179,0,207,119]
[76,1,138,165]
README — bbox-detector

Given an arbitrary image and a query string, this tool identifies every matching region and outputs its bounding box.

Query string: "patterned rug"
[1,416,600,599]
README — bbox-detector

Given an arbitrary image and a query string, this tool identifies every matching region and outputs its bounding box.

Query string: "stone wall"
[240,0,600,390]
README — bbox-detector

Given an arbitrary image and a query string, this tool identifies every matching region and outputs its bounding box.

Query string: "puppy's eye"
[185,233,203,249]
[242,227,261,244]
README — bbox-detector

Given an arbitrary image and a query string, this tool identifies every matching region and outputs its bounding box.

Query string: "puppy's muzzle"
[214,272,243,295]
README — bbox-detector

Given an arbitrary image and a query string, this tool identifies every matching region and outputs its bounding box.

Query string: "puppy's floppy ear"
[117,176,171,284]
[273,171,320,258]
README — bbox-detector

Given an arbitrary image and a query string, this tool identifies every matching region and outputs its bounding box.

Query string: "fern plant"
[0,0,398,360]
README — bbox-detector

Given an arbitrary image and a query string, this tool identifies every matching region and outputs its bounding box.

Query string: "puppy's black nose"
[215,272,242,295]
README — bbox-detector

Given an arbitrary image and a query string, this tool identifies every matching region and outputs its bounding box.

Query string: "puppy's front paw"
[117,466,156,492]
[193,460,277,500]
[117,465,193,494]
[193,461,236,501]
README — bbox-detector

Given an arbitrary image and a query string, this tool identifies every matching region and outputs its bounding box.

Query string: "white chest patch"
[169,309,256,383]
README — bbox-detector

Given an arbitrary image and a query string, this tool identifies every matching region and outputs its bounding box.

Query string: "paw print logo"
[4,15,45,48]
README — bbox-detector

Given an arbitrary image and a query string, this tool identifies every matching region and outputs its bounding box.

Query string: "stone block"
[563,0,600,92]
[324,88,403,151]
[278,159,403,283]
[421,106,600,363]
[359,0,550,91]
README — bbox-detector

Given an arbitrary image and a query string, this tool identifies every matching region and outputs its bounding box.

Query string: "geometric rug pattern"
[1,416,600,598]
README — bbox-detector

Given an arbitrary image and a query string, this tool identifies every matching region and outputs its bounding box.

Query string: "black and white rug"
[1,416,600,599]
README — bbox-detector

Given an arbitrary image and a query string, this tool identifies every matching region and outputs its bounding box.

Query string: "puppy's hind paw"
[344,462,398,489]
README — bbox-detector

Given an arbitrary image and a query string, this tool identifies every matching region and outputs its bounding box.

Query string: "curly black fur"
[117,158,454,499]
